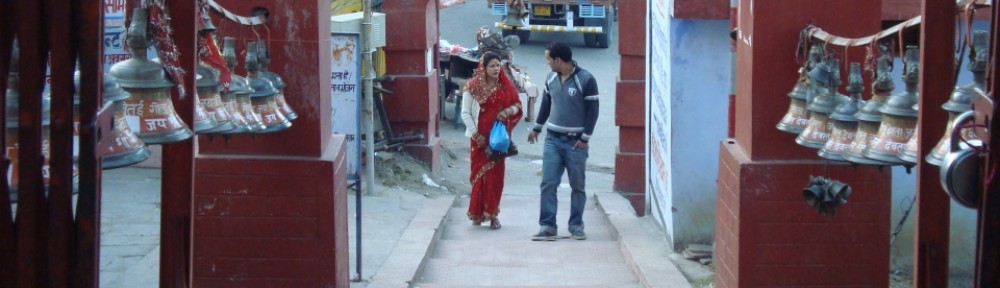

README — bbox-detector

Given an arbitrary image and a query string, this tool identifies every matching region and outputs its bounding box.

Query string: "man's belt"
[547,130,580,141]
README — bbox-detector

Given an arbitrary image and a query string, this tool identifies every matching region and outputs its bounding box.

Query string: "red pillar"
[715,1,891,287]
[192,1,349,286]
[381,0,441,174]
[614,0,647,215]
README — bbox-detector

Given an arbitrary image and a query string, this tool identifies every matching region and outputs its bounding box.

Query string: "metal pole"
[355,0,376,282]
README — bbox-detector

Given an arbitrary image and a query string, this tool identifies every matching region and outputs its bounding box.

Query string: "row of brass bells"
[257,42,298,120]
[74,72,151,169]
[844,48,895,165]
[111,8,194,144]
[927,30,988,166]
[221,36,267,133]
[796,54,849,148]
[863,45,920,165]
[246,42,292,133]
[819,62,863,161]
[777,45,825,133]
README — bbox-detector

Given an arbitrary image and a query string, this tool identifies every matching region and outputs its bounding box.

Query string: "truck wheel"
[502,28,530,44]
[584,17,612,48]
[595,18,613,48]
[583,33,598,47]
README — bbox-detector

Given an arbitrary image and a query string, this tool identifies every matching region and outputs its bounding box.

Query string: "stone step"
[414,259,642,287]
[411,284,643,288]
[429,239,626,265]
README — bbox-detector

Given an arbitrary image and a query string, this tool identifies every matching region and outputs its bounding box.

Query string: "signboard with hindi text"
[330,33,362,180]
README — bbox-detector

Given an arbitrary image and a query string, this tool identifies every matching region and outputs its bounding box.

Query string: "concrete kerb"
[594,192,693,288]
[366,195,456,288]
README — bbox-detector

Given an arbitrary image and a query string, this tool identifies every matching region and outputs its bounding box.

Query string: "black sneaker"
[571,230,587,240]
[531,230,557,241]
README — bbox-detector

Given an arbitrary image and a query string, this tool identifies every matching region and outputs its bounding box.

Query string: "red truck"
[490,0,616,48]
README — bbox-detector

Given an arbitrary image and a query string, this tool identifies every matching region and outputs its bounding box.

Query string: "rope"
[206,0,266,26]
[804,0,991,48]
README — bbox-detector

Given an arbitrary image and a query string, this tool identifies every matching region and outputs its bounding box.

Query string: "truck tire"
[583,17,612,48]
[502,28,531,44]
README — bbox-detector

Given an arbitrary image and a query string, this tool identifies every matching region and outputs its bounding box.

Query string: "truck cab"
[490,0,616,48]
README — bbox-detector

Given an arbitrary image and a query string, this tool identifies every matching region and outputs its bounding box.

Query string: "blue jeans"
[538,134,588,233]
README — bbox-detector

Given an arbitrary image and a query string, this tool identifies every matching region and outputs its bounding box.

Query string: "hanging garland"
[145,0,188,97]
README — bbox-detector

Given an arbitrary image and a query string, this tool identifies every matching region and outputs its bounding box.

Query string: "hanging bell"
[246,42,292,133]
[863,45,920,165]
[197,62,237,133]
[199,6,217,32]
[217,37,254,134]
[110,8,194,144]
[257,41,298,120]
[927,30,988,166]
[73,72,151,169]
[223,38,267,132]
[796,56,848,149]
[844,48,895,165]
[777,45,824,134]
[192,73,221,133]
[819,62,863,161]
[5,56,74,201]
[502,0,529,27]
[898,102,920,164]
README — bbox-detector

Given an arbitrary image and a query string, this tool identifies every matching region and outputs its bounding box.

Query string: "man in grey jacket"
[527,41,599,241]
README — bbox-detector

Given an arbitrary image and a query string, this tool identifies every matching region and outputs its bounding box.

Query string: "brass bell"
[796,55,848,149]
[197,62,237,133]
[863,45,920,165]
[257,42,297,120]
[192,73,221,133]
[5,53,79,201]
[927,30,988,166]
[222,37,267,134]
[246,42,292,133]
[110,8,194,144]
[502,0,529,27]
[777,45,824,134]
[74,72,151,169]
[898,102,920,164]
[217,37,254,134]
[844,47,894,165]
[819,63,863,161]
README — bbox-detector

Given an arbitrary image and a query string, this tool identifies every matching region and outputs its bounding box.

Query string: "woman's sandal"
[489,217,501,230]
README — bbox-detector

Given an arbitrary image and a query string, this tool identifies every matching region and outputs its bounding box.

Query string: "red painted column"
[614,0,647,215]
[192,1,349,287]
[715,1,891,287]
[381,0,442,174]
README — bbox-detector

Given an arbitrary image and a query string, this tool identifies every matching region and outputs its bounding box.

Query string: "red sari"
[466,67,523,224]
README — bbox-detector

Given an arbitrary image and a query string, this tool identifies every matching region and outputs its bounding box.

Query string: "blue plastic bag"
[489,120,510,152]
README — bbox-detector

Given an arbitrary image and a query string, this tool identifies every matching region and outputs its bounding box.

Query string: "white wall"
[646,0,731,250]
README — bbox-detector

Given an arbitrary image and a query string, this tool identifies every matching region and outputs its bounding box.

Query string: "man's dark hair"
[546,41,572,62]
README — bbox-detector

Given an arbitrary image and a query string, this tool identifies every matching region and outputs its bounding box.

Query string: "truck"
[489,0,616,48]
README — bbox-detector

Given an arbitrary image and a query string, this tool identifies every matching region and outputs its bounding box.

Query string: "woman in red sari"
[461,51,523,230]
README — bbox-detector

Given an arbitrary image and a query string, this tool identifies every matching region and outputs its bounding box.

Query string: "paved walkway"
[365,151,692,288]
